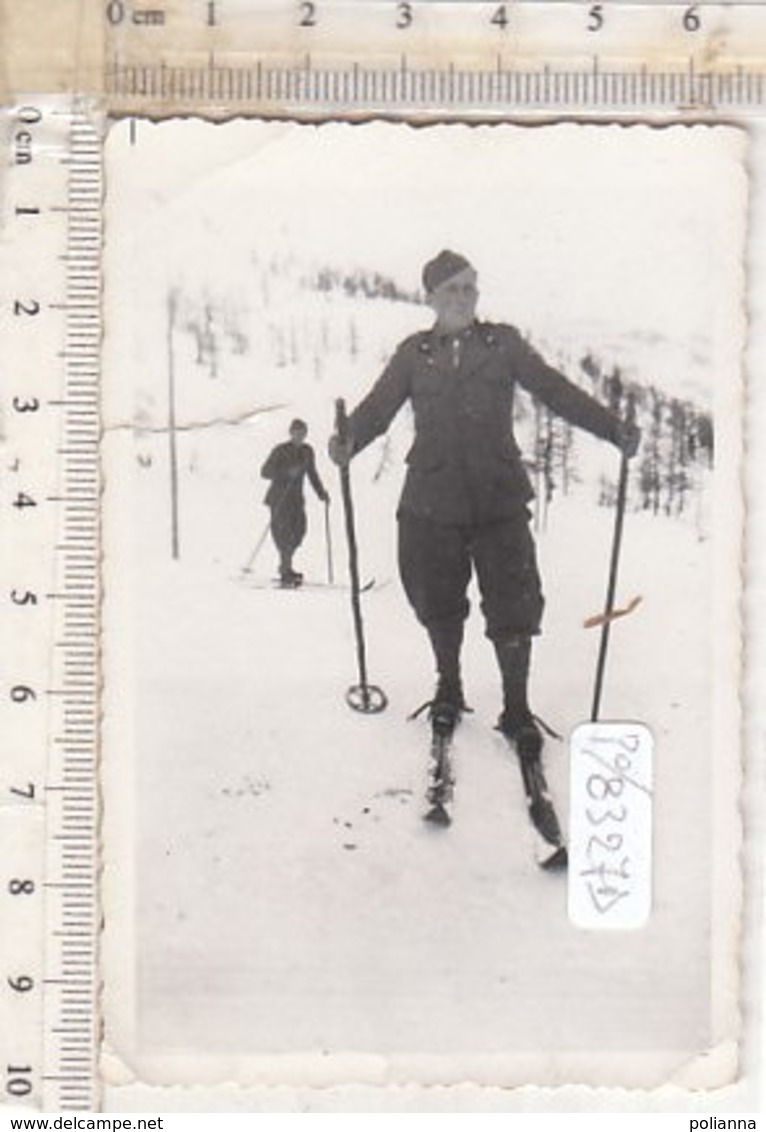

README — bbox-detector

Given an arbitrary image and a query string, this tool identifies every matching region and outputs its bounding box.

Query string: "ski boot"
[497,708,566,862]
[278,569,304,589]
[496,709,543,760]
[428,677,466,737]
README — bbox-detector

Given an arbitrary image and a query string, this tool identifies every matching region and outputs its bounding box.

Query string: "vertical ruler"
[0,99,101,1112]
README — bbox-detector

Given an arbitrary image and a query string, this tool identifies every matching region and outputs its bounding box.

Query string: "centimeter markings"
[108,58,766,112]
[44,101,102,1113]
[1,100,101,1113]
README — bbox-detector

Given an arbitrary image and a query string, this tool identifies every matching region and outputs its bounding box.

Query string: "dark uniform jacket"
[261,441,326,508]
[346,321,622,526]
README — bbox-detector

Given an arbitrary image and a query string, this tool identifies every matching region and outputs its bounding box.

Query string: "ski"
[500,732,568,871]
[242,576,378,593]
[415,708,565,868]
[423,724,456,827]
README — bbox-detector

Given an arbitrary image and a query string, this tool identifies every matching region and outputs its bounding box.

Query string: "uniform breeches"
[397,510,544,641]
[270,500,306,557]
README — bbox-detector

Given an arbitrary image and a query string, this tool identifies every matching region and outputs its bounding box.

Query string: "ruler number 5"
[588,5,604,32]
[10,590,38,606]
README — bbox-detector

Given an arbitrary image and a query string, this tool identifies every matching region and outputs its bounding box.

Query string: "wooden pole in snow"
[167,290,180,560]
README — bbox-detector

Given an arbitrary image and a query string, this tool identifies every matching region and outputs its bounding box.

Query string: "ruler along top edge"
[103,56,766,118]
[4,0,766,115]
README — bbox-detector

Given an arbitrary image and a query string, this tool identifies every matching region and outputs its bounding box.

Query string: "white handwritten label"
[568,722,653,930]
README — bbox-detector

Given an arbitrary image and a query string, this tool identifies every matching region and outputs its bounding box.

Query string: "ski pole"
[335,398,387,714]
[242,515,274,575]
[590,448,630,721]
[324,498,334,585]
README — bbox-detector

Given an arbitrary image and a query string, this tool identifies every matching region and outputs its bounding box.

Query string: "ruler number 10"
[6,1066,33,1098]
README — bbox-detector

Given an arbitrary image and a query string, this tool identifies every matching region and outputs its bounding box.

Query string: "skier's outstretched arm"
[329,345,412,465]
[511,330,640,455]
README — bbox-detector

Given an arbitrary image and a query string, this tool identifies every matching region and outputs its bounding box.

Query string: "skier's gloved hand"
[329,434,354,467]
[616,420,641,458]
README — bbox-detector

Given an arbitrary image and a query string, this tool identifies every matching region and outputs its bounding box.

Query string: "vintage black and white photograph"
[100,120,744,1090]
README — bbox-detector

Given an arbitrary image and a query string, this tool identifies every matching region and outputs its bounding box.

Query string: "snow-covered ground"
[121,414,712,1079]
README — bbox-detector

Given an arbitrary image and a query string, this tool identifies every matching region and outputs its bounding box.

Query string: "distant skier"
[262,419,329,587]
[329,250,640,754]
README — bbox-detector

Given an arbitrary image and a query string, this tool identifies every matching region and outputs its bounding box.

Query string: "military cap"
[422,250,474,293]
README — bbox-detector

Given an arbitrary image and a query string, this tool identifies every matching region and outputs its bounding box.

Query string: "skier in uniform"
[262,419,329,587]
[329,250,640,755]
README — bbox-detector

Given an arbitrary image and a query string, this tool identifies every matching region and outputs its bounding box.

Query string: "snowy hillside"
[102,121,729,546]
